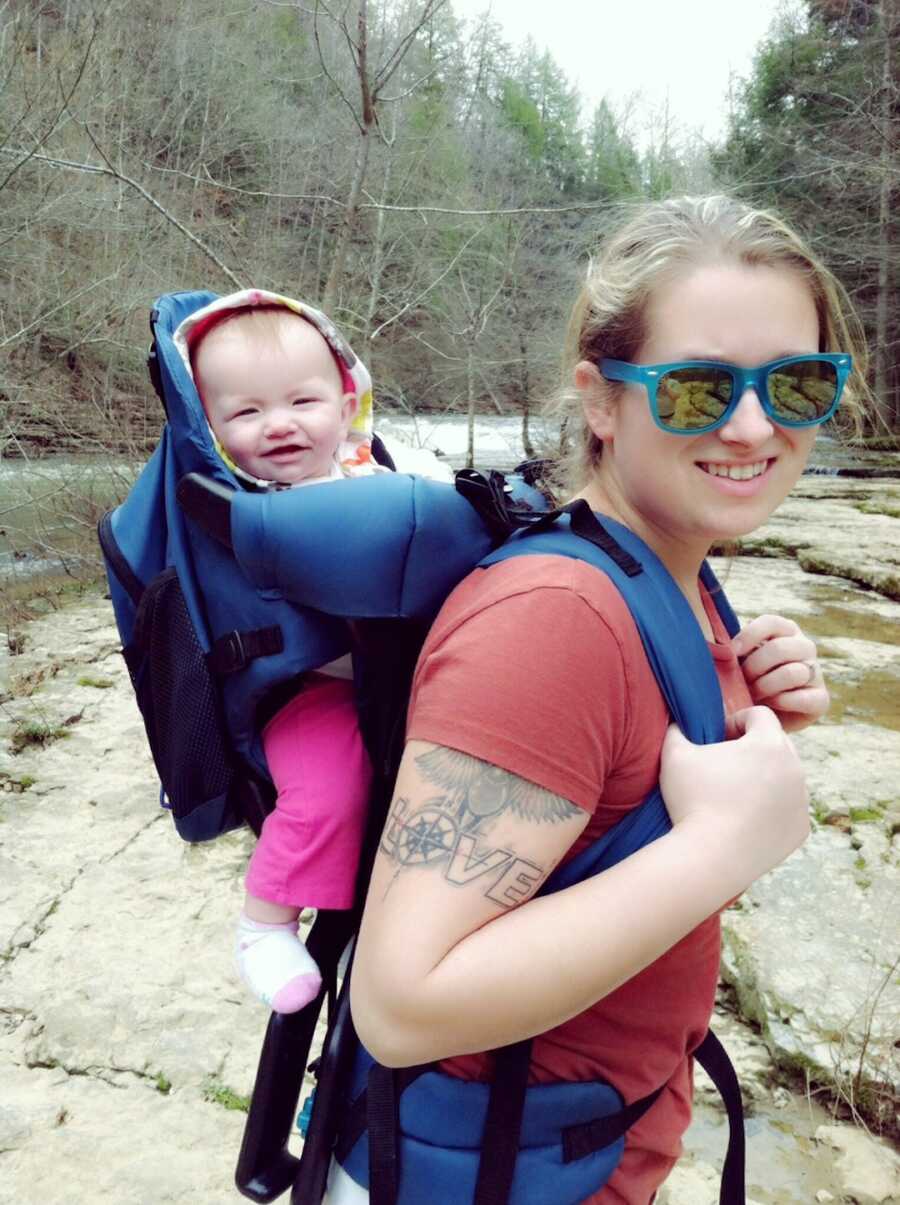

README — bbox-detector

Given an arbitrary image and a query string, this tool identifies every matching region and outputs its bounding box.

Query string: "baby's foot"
[235,913,322,1013]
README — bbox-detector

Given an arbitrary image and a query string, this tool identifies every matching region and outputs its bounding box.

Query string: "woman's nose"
[718,388,775,445]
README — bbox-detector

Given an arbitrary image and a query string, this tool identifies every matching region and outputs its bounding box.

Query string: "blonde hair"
[192,305,321,364]
[550,195,873,493]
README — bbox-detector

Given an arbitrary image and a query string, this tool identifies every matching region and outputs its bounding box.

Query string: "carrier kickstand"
[235,910,355,1203]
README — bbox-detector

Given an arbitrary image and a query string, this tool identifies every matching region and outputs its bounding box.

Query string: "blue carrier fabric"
[325,508,745,1205]
[222,496,746,1204]
[98,291,530,842]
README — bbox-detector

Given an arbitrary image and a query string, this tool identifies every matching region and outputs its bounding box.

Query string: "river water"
[1,417,897,580]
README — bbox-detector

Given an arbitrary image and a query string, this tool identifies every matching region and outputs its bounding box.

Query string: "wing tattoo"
[414,745,581,824]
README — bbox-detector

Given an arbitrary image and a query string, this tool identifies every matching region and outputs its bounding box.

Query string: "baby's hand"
[731,614,829,734]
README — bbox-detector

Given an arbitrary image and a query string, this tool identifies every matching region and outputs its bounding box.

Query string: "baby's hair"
[548,194,874,494]
[191,305,306,365]
[190,305,349,395]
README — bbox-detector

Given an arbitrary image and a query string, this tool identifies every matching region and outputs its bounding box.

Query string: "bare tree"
[306,0,449,311]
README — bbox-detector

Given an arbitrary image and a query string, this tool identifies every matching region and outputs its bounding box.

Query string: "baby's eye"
[292,396,319,407]
[230,407,258,420]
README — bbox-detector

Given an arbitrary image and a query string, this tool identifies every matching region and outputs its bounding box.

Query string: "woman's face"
[580,261,820,567]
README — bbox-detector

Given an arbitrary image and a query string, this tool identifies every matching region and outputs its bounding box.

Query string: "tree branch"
[0,19,97,194]
[0,274,121,351]
[370,226,484,338]
[374,0,449,95]
[313,0,364,133]
[0,146,243,288]
[141,159,348,206]
[379,62,442,104]
[129,159,634,217]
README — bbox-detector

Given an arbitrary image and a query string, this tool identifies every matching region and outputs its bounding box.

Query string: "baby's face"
[196,317,356,485]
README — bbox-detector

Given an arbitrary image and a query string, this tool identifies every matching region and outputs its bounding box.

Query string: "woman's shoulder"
[434,553,643,644]
[408,554,665,812]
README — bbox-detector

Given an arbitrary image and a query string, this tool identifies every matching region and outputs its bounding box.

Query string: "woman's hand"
[731,614,829,733]
[660,707,810,887]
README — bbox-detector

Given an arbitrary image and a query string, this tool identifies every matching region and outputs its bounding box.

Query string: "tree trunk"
[322,0,376,313]
[364,143,394,380]
[466,346,476,468]
[874,0,894,428]
[518,328,534,457]
[322,126,371,313]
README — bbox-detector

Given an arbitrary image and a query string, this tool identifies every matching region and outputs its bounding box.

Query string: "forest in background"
[0,0,897,461]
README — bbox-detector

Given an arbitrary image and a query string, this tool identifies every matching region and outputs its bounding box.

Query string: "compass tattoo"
[380,746,580,907]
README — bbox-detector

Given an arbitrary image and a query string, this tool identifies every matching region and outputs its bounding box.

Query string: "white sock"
[235,912,322,1014]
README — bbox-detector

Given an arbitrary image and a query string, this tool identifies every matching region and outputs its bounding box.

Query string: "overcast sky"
[450,0,788,145]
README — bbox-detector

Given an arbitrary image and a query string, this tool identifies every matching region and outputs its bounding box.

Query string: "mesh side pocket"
[132,567,235,829]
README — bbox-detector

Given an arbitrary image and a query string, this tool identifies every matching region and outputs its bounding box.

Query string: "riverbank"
[1,478,898,1203]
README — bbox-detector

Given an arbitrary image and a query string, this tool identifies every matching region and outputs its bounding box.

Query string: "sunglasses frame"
[599,353,852,436]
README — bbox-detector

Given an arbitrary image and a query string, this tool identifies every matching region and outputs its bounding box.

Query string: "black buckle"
[217,630,247,673]
[209,625,284,675]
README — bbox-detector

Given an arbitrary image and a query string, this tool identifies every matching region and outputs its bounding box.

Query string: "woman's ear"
[575,360,616,442]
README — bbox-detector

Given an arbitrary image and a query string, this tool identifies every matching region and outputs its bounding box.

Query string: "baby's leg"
[238,678,372,1013]
[236,893,322,1014]
[248,677,372,909]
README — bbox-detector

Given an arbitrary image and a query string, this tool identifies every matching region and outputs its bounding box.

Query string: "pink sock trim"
[271,971,322,1014]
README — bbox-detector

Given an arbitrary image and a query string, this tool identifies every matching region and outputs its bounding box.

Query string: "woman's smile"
[696,457,775,494]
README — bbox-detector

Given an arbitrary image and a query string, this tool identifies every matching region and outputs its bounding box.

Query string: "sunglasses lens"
[766,359,838,423]
[655,367,733,431]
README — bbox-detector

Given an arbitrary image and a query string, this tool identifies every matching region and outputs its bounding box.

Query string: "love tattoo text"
[380,746,580,907]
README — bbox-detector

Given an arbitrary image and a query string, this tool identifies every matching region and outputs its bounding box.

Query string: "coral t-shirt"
[406,555,752,1205]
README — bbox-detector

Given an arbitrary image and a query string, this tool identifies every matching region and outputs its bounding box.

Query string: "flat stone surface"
[2,477,898,1201]
[814,1125,900,1204]
[730,477,900,599]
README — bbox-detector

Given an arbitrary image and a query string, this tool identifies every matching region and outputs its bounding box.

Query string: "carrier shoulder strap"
[356,508,746,1205]
[481,500,737,742]
[473,504,746,1204]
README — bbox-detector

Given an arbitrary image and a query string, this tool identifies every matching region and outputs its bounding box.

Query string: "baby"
[176,289,381,1013]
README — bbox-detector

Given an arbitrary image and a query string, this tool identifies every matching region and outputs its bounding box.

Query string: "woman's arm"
[351,708,809,1068]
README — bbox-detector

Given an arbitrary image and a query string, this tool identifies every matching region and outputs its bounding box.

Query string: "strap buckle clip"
[217,630,248,674]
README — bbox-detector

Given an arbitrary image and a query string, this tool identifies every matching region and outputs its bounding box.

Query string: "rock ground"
[732,478,900,600]
[1,478,898,1204]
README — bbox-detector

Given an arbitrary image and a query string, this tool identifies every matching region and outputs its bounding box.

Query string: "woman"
[340,195,871,1204]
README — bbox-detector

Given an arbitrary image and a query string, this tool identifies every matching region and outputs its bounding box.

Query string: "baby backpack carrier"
[173,480,748,1205]
[98,291,747,1203]
[98,292,545,843]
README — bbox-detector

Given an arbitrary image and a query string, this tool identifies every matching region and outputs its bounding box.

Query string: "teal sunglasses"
[600,353,852,435]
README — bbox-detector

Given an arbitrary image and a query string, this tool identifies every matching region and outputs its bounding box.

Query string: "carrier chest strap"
[206,625,284,675]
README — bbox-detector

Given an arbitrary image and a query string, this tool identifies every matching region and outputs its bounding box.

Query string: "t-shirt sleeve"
[406,567,633,813]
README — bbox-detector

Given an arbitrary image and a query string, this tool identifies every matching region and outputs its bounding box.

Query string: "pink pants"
[244,676,372,910]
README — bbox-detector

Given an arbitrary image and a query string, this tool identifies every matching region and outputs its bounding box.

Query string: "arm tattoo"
[379,748,581,906]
